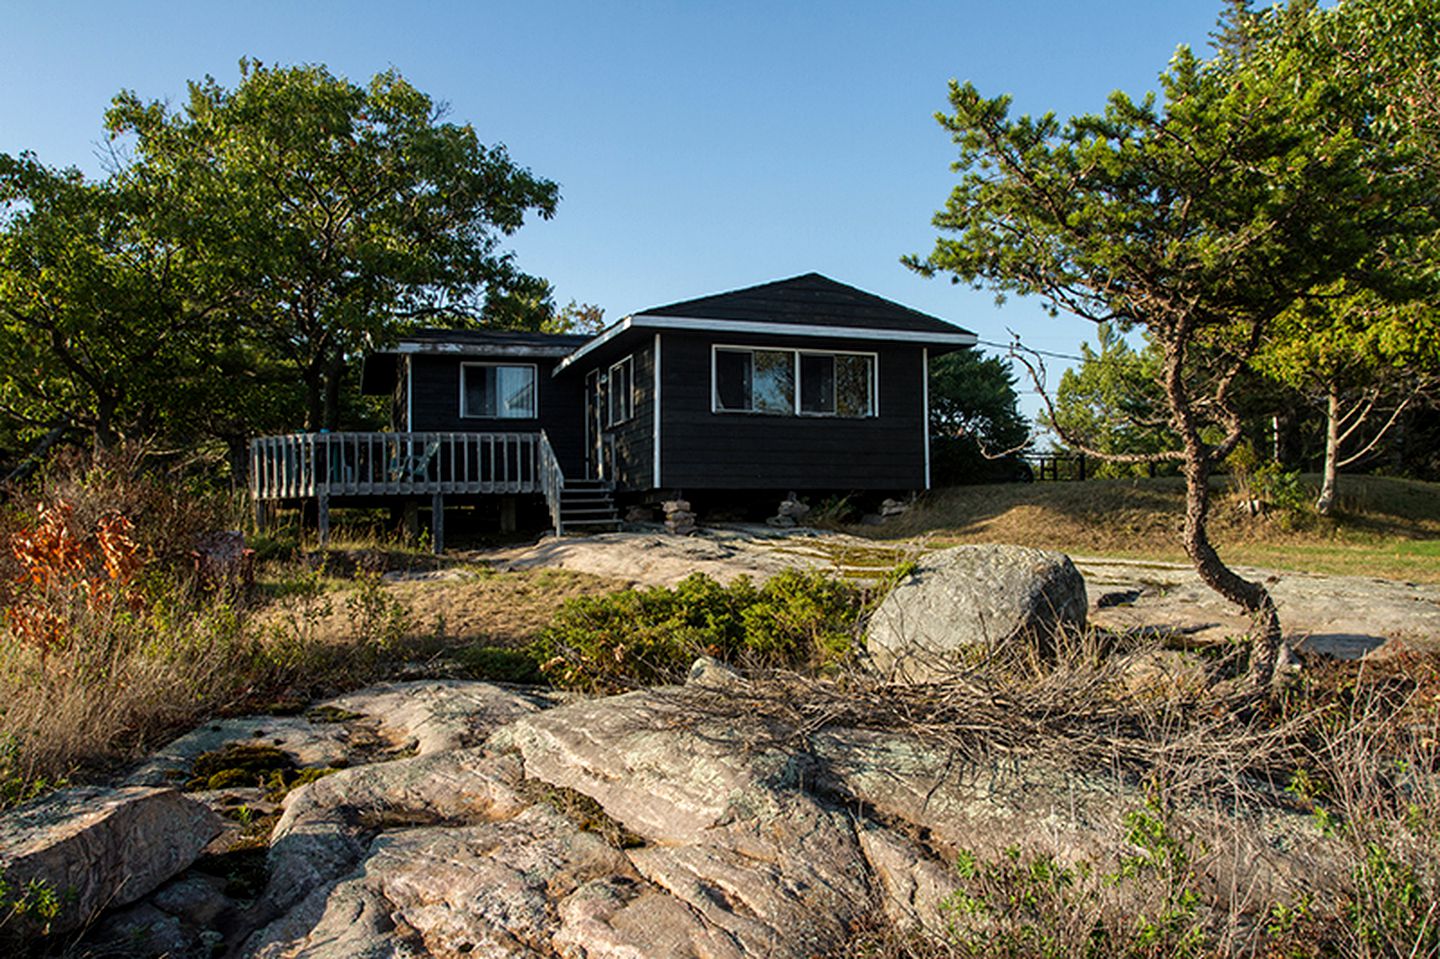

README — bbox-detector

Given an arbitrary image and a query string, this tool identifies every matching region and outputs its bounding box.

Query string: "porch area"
[249,431,615,549]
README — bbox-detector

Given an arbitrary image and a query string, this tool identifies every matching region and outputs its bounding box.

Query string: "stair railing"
[538,430,565,536]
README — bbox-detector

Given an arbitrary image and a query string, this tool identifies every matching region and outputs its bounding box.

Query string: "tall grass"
[0,447,403,806]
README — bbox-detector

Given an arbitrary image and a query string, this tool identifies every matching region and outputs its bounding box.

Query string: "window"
[460,363,536,419]
[607,355,635,426]
[714,347,875,417]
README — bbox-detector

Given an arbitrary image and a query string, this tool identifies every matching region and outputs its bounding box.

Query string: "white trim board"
[652,334,662,488]
[922,347,931,490]
[554,314,975,374]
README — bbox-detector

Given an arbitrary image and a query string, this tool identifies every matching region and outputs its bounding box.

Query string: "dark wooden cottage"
[250,273,976,548]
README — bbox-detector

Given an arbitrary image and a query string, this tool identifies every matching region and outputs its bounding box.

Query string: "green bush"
[536,570,863,692]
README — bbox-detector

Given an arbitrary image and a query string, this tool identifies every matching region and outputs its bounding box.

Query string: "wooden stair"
[558,478,620,533]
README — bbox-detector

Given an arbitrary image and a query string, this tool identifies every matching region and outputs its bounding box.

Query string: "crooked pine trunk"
[1181,442,1284,687]
[1316,385,1340,516]
[1165,340,1283,687]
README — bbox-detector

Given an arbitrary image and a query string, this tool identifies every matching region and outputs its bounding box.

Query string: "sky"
[0,0,1227,420]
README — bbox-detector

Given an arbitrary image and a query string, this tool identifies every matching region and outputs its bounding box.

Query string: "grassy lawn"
[855,474,1440,583]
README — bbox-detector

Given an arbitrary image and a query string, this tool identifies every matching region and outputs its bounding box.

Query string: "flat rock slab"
[322,679,553,755]
[0,785,221,935]
[1079,557,1440,658]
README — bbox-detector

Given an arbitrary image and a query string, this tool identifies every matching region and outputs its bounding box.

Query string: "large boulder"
[866,544,1088,682]
[0,785,221,935]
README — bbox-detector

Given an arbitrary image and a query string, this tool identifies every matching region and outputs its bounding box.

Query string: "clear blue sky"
[0,1,1225,420]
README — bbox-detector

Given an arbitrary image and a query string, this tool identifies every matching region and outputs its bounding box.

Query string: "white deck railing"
[537,430,565,535]
[250,431,541,500]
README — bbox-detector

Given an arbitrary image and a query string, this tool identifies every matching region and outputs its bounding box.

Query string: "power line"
[974,338,1086,363]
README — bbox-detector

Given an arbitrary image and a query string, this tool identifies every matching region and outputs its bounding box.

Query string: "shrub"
[536,570,864,692]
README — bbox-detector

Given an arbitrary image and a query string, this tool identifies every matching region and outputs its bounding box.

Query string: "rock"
[0,786,222,935]
[490,686,875,956]
[148,872,233,927]
[866,544,1088,682]
[624,505,655,523]
[1115,648,1212,697]
[764,514,797,528]
[662,499,697,535]
[319,679,550,756]
[261,748,531,921]
[686,655,743,690]
[857,825,958,937]
[879,497,910,517]
[87,902,190,956]
[126,716,353,788]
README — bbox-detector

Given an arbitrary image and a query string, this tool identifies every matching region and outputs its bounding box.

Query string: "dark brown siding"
[603,341,655,491]
[657,331,926,491]
[407,355,587,474]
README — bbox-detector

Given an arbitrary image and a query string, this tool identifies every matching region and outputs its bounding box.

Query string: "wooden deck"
[250,431,558,551]
[251,431,543,500]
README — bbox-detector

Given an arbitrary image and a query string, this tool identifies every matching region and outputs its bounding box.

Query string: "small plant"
[4,500,145,657]
[536,570,864,692]
[344,566,412,649]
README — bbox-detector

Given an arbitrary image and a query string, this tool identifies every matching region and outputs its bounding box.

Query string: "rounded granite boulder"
[866,544,1088,682]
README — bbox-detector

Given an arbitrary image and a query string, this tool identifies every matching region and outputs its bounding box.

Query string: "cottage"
[250,273,976,548]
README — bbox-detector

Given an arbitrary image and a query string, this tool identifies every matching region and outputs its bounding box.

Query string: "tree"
[1045,325,1173,476]
[929,349,1028,450]
[928,349,1030,484]
[0,153,236,450]
[1256,289,1439,513]
[905,1,1433,685]
[1246,0,1440,513]
[106,60,560,430]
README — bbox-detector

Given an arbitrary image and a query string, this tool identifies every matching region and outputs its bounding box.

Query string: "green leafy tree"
[106,60,560,430]
[1044,325,1173,477]
[1257,290,1438,514]
[928,349,1030,484]
[0,153,237,450]
[906,1,1433,685]
[929,349,1028,450]
[1246,0,1440,513]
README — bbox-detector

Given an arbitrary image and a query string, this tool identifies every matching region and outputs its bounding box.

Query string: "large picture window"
[460,363,536,419]
[714,347,875,417]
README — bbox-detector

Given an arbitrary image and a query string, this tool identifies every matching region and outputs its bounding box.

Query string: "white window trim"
[459,361,538,419]
[710,344,879,418]
[606,354,635,427]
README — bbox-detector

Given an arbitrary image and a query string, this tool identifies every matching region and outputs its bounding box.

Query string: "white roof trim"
[393,341,579,358]
[554,313,974,374]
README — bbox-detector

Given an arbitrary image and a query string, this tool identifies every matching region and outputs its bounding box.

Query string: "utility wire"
[973,337,1087,363]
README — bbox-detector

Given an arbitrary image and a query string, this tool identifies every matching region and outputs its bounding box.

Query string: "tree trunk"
[1164,338,1283,687]
[1315,385,1340,516]
[321,354,345,432]
[1180,452,1283,686]
[93,394,120,452]
[303,368,324,432]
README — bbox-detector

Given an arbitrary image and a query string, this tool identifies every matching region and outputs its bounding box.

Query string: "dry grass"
[861,474,1440,582]
[788,638,1440,958]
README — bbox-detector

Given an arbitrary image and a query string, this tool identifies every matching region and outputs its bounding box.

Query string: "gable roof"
[638,272,972,336]
[555,273,975,373]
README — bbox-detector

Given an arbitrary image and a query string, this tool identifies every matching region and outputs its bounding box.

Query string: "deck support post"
[403,500,420,544]
[317,491,330,549]
[253,498,269,532]
[431,492,445,555]
[499,495,518,534]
